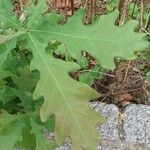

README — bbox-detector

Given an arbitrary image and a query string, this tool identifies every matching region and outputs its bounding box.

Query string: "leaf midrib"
[30,29,135,44]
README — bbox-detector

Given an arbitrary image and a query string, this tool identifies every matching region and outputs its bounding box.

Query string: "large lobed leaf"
[0,111,24,150]
[31,9,149,69]
[27,34,104,150]
[0,0,149,69]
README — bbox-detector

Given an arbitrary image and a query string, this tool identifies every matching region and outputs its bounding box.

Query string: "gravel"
[56,142,72,150]
[90,102,120,141]
[124,104,150,143]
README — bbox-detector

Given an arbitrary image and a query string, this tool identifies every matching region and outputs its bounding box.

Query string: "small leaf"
[0,86,15,104]
[0,31,22,45]
[39,115,55,132]
[12,66,37,92]
[0,111,24,150]
[79,72,94,85]
[77,56,88,68]
[15,89,36,113]
[0,68,11,80]
[147,71,150,80]
[18,123,36,149]
[0,37,17,66]
[0,0,23,29]
[26,0,48,28]
[30,116,57,150]
[4,54,29,74]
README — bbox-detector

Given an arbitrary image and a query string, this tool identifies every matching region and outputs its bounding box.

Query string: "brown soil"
[92,55,150,107]
[68,50,150,108]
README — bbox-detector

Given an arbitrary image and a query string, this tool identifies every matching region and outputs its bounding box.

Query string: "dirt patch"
[68,50,150,108]
[92,54,150,107]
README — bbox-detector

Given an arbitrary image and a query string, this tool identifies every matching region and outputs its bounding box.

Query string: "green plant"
[107,0,119,12]
[147,71,150,103]
[147,71,150,80]
[0,0,149,150]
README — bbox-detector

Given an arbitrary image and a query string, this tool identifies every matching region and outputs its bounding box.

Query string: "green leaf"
[0,65,37,112]
[15,89,36,113]
[0,30,25,67]
[18,123,36,149]
[10,67,37,112]
[27,35,104,149]
[0,111,56,150]
[32,9,149,69]
[0,0,23,29]
[147,71,150,80]
[26,0,48,28]
[129,3,139,17]
[1,1,149,149]
[79,72,94,85]
[0,68,11,80]
[0,31,22,45]
[77,56,88,68]
[0,67,36,112]
[0,68,12,106]
[0,111,24,150]
[0,37,17,66]
[107,0,119,12]
[0,0,26,66]
[12,66,37,92]
[30,116,57,150]
[4,54,29,74]
[0,86,15,104]
[39,115,55,132]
